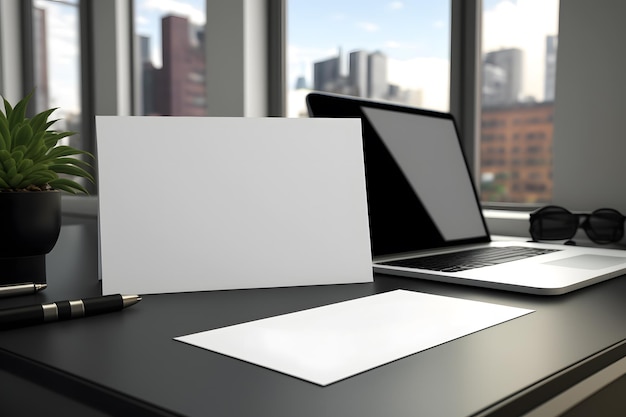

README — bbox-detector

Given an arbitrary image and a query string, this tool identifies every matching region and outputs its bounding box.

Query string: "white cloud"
[358,22,380,32]
[388,1,405,10]
[135,15,150,31]
[385,41,402,49]
[288,45,339,66]
[387,57,450,111]
[432,19,445,29]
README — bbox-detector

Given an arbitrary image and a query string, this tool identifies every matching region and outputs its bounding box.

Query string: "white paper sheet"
[175,289,534,386]
[96,116,373,295]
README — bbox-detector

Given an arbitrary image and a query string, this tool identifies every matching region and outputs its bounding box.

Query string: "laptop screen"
[307,93,490,257]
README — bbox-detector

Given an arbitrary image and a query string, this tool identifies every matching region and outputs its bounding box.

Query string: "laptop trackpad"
[544,254,626,270]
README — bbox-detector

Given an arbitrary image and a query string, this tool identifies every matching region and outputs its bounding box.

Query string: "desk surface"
[1,219,625,417]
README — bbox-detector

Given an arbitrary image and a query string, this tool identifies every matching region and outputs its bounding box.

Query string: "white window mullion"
[90,0,132,116]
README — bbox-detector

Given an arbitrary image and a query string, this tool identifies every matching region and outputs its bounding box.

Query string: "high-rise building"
[388,86,423,107]
[483,48,523,106]
[138,35,159,115]
[544,35,558,102]
[367,51,388,100]
[349,50,368,97]
[156,15,207,116]
[312,49,394,101]
[139,35,151,64]
[313,56,340,92]
[32,7,49,112]
[295,76,307,90]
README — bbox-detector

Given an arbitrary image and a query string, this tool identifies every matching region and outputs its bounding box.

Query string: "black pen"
[0,294,142,330]
[0,282,47,299]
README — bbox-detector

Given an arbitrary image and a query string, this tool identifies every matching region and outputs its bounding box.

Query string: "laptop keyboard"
[379,246,561,272]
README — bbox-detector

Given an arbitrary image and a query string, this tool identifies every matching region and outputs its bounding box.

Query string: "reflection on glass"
[134,0,207,116]
[33,0,82,151]
[287,1,451,117]
[480,0,560,204]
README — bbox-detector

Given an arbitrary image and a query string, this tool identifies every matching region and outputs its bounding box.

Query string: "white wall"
[552,1,626,212]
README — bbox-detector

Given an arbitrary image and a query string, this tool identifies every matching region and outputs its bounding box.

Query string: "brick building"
[143,15,207,116]
[480,102,554,203]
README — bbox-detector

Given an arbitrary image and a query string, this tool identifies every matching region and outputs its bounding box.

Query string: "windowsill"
[484,209,626,249]
[483,208,531,238]
[64,196,536,238]
[62,194,99,218]
[61,199,626,248]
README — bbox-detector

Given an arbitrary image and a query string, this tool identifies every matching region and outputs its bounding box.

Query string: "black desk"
[1,218,625,417]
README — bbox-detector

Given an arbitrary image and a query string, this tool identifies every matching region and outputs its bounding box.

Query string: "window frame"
[276,0,535,236]
[275,0,483,193]
[0,0,548,230]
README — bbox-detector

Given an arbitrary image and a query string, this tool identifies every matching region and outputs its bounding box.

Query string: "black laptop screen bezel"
[306,92,491,257]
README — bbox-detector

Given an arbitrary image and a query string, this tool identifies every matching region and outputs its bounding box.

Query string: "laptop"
[306,92,626,295]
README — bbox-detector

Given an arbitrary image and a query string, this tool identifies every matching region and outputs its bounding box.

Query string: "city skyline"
[288,0,450,111]
[302,35,557,106]
[304,48,424,108]
[26,0,561,204]
[289,0,559,111]
[33,0,559,115]
[302,26,558,203]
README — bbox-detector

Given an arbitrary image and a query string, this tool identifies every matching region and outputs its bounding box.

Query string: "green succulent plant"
[0,91,94,193]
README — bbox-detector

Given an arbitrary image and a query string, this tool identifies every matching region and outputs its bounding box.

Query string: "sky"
[288,0,560,112]
[287,0,451,111]
[33,0,81,117]
[34,0,559,116]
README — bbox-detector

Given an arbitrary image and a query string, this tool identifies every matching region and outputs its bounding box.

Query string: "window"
[4,1,621,225]
[287,0,451,117]
[31,0,90,191]
[133,0,207,116]
[479,0,559,204]
[287,1,559,206]
[32,0,82,151]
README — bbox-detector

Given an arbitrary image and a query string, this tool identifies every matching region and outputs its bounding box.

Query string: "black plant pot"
[0,191,61,285]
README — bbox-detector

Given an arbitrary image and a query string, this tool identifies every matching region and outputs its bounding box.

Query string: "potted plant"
[0,91,94,286]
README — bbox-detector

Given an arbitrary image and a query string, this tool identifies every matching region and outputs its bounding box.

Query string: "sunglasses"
[529,205,626,244]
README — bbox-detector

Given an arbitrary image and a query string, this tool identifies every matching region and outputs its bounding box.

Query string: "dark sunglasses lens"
[530,206,578,240]
[585,209,625,243]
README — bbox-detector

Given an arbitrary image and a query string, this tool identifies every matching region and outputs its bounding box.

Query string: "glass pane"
[32,0,90,192]
[480,0,560,204]
[287,1,451,117]
[33,0,81,149]
[134,0,207,116]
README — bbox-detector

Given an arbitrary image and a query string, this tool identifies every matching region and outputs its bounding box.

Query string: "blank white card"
[175,290,534,386]
[96,116,373,295]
